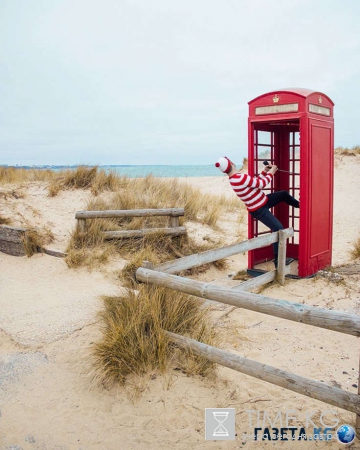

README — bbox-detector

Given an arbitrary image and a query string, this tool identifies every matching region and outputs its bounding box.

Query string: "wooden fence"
[135,229,360,433]
[75,208,186,239]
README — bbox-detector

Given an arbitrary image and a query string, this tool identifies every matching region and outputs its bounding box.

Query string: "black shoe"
[274,257,294,269]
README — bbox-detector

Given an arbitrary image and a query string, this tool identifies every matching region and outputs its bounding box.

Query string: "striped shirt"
[229,171,273,212]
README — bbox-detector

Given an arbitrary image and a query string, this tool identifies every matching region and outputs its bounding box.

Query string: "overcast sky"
[1,0,359,166]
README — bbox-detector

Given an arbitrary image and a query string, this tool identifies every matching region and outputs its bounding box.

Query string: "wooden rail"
[136,267,360,337]
[104,227,186,240]
[154,228,294,275]
[75,208,185,238]
[75,208,184,219]
[135,227,360,428]
[165,332,360,415]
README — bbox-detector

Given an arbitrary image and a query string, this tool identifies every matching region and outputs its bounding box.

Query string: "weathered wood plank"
[75,208,185,220]
[232,270,277,292]
[169,216,180,228]
[0,226,28,256]
[104,227,186,239]
[135,267,360,336]
[0,240,26,256]
[155,228,294,274]
[77,219,86,233]
[166,331,360,414]
[0,226,28,243]
[277,229,287,285]
[43,248,67,258]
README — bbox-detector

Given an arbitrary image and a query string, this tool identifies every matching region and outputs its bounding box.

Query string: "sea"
[2,164,231,178]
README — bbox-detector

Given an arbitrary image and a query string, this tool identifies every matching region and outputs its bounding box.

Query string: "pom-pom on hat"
[215,156,232,174]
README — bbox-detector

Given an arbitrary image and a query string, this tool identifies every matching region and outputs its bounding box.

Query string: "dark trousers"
[250,191,299,260]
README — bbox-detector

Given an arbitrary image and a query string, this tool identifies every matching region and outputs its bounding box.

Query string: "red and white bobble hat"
[215,156,232,174]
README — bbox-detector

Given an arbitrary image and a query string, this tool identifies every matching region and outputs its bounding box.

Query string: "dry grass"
[0,166,56,184]
[48,166,125,197]
[65,174,240,270]
[350,235,360,260]
[0,165,125,197]
[118,234,227,288]
[335,145,360,156]
[92,285,220,387]
[65,218,117,268]
[0,216,12,225]
[22,226,55,257]
[86,174,240,227]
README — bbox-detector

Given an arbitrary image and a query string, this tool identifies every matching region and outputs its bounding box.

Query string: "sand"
[0,155,360,450]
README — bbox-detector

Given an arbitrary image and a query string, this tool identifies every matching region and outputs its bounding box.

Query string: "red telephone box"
[247,88,334,278]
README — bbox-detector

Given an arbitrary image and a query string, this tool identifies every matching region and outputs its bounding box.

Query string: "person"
[215,156,299,268]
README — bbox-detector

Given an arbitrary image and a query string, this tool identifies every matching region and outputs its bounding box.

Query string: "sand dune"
[0,156,359,449]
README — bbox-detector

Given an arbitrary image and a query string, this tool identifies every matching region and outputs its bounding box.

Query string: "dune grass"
[22,227,55,257]
[350,235,360,259]
[118,234,227,288]
[0,216,12,225]
[0,165,125,197]
[92,285,220,387]
[48,166,124,196]
[0,166,56,184]
[335,145,360,156]
[65,172,241,270]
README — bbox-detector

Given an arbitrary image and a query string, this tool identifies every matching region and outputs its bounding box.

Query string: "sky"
[1,0,360,166]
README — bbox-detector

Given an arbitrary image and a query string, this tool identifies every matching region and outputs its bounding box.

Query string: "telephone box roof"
[249,88,334,105]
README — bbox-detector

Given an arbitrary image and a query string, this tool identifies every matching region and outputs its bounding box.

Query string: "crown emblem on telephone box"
[272,94,280,103]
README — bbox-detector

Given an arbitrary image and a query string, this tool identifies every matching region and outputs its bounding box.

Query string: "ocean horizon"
[1,164,239,178]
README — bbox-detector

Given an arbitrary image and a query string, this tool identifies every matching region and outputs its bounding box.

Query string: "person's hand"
[264,165,271,173]
[269,165,278,175]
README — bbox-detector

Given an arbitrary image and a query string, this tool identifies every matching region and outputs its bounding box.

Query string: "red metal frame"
[247,89,334,278]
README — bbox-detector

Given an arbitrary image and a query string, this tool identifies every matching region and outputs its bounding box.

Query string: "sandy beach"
[1,155,360,450]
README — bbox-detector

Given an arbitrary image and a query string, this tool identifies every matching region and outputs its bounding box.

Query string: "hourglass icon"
[212,411,229,437]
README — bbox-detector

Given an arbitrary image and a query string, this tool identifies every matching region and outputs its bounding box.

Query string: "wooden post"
[169,214,180,246]
[135,267,360,337]
[169,216,180,228]
[277,229,287,285]
[77,219,86,233]
[165,331,360,414]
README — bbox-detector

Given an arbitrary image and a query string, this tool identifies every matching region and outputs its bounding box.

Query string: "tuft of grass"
[0,216,12,225]
[22,227,55,257]
[65,218,117,268]
[335,145,360,156]
[48,166,126,197]
[48,182,62,197]
[0,166,56,184]
[350,235,360,259]
[118,234,228,288]
[92,285,220,387]
[90,170,124,196]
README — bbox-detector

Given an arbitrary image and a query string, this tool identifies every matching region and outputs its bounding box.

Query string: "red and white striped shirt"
[229,171,273,212]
